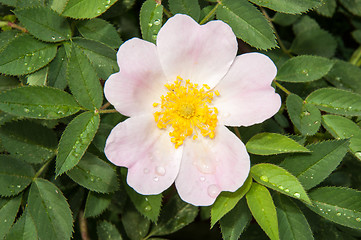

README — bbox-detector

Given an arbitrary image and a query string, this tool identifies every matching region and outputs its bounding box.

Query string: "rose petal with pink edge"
[104,38,167,117]
[175,126,250,206]
[213,53,281,127]
[105,114,182,195]
[157,14,237,88]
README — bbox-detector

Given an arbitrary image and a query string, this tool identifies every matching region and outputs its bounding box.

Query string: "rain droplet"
[155,166,166,176]
[24,108,30,113]
[356,217,361,222]
[143,168,150,174]
[90,177,95,182]
[153,19,161,25]
[200,176,206,182]
[107,0,111,4]
[27,67,32,71]
[293,192,301,198]
[152,34,157,40]
[148,23,153,27]
[355,152,361,158]
[144,205,152,211]
[48,206,52,210]
[96,8,102,14]
[260,175,269,182]
[336,212,342,216]
[207,184,220,198]
[51,36,56,40]
[16,185,21,188]
[153,176,159,182]
[278,186,284,190]
[4,219,7,223]
[285,189,290,193]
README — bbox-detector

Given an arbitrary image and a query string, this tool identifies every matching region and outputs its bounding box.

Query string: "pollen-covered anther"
[153,77,219,148]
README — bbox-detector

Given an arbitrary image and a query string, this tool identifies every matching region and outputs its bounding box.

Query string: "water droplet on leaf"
[260,175,269,182]
[293,192,301,198]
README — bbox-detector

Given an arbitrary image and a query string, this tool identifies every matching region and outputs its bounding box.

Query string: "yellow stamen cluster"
[153,76,219,148]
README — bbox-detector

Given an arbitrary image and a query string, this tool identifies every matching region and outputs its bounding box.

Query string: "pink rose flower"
[104,14,281,206]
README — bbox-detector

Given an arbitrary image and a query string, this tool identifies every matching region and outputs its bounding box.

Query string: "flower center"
[153,76,220,148]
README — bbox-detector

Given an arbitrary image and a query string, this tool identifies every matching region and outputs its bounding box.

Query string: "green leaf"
[276,55,334,82]
[73,38,118,80]
[56,111,100,176]
[67,44,103,110]
[0,86,81,119]
[272,13,300,27]
[339,0,361,16]
[67,152,118,193]
[27,67,48,86]
[0,75,20,91]
[316,0,336,17]
[249,0,323,14]
[149,195,198,236]
[211,176,252,228]
[0,34,57,75]
[168,0,201,22]
[48,0,68,14]
[121,202,150,240]
[246,133,310,155]
[325,60,361,95]
[84,191,112,218]
[322,115,361,161]
[0,156,34,197]
[216,0,277,50]
[61,0,118,19]
[251,163,311,204]
[14,6,71,42]
[290,28,337,58]
[48,45,68,90]
[246,182,279,240]
[0,195,22,239]
[0,120,57,164]
[307,187,361,230]
[274,194,314,240]
[97,221,123,240]
[27,178,73,239]
[286,94,321,136]
[5,209,38,240]
[281,139,349,190]
[139,0,164,43]
[76,18,122,48]
[306,88,361,116]
[220,198,252,240]
[0,31,18,52]
[123,173,162,223]
[292,16,320,36]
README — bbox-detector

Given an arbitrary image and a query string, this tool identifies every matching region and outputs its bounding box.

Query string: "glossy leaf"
[67,152,118,193]
[216,0,277,50]
[67,44,103,110]
[220,198,252,240]
[76,18,122,48]
[251,163,311,204]
[339,0,361,16]
[316,0,336,17]
[308,187,361,230]
[286,94,321,136]
[27,67,48,86]
[14,6,71,42]
[306,88,361,116]
[0,34,57,75]
[0,75,20,91]
[0,120,57,164]
[246,133,310,155]
[84,191,112,218]
[97,221,123,240]
[281,139,349,190]
[48,45,68,90]
[5,209,38,240]
[0,156,34,197]
[61,0,118,19]
[322,115,361,161]
[27,179,73,240]
[73,38,118,80]
[0,86,81,119]
[140,0,164,43]
[121,203,150,240]
[56,111,100,176]
[274,194,314,240]
[276,55,334,82]
[169,0,201,22]
[246,182,279,240]
[0,195,22,239]
[290,28,337,58]
[149,195,198,236]
[249,0,323,14]
[211,176,252,228]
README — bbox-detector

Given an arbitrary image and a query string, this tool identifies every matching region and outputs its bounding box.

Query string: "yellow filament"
[153,76,219,148]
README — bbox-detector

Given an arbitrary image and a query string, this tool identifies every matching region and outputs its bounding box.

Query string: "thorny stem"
[33,160,52,179]
[199,3,220,25]
[1,21,28,32]
[260,7,292,57]
[100,102,111,110]
[79,210,90,240]
[274,80,291,95]
[233,127,242,140]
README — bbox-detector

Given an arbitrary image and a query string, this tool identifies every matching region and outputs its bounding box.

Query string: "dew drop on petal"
[155,166,166,176]
[153,176,159,182]
[207,184,220,198]
[143,168,150,174]
[260,175,269,182]
[200,176,206,182]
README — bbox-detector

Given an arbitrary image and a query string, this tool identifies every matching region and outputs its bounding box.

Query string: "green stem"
[349,46,361,66]
[199,3,220,25]
[99,109,118,114]
[233,127,242,140]
[274,81,291,95]
[33,160,52,179]
[163,7,172,18]
[5,21,28,32]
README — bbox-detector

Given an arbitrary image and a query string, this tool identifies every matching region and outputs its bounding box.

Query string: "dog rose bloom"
[104,14,281,206]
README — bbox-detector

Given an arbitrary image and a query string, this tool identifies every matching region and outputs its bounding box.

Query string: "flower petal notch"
[104,14,281,206]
